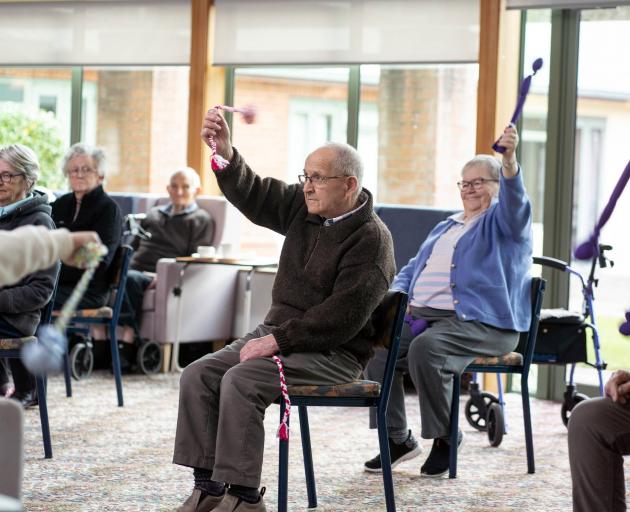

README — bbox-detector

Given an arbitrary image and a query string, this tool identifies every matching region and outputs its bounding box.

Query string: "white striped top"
[410,212,483,310]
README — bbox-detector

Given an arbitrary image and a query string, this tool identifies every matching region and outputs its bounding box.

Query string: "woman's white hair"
[0,143,40,193]
[62,143,107,178]
[461,155,502,180]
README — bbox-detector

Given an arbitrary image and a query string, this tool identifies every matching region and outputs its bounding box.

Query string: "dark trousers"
[119,270,152,328]
[569,397,630,512]
[0,316,35,395]
[173,324,362,488]
[53,284,109,311]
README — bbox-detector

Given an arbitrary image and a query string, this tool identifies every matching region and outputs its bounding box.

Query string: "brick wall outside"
[96,70,153,193]
[149,67,190,193]
[377,68,439,206]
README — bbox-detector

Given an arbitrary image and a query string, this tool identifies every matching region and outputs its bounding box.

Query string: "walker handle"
[533,256,568,272]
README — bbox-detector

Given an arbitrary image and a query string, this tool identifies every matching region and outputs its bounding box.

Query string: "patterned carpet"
[18,370,623,511]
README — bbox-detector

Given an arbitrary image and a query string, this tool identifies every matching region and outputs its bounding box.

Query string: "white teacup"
[197,245,216,258]
[220,242,237,259]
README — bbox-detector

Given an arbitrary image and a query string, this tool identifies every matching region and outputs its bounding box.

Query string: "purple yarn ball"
[532,58,544,73]
[404,314,429,337]
[574,239,597,261]
[620,311,630,336]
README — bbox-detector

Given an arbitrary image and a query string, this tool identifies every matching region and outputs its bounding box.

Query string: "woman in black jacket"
[52,143,123,310]
[0,144,57,408]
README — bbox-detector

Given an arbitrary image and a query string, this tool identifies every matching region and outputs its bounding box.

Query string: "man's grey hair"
[322,142,363,197]
[170,166,201,190]
[0,143,40,193]
[62,143,107,178]
[461,154,502,180]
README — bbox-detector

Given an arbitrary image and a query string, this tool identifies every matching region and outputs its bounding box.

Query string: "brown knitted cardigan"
[215,148,395,367]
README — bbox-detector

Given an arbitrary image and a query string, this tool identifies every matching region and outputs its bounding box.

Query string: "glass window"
[358,64,479,208]
[570,6,630,380]
[520,9,551,260]
[82,66,190,193]
[231,67,349,257]
[508,9,552,396]
[0,68,72,190]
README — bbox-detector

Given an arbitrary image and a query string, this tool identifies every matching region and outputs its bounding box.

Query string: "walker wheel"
[137,340,163,375]
[561,392,588,427]
[465,392,499,431]
[486,403,505,447]
[70,342,94,380]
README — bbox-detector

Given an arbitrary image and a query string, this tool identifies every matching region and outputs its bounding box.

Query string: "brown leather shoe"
[176,488,225,512]
[213,488,267,512]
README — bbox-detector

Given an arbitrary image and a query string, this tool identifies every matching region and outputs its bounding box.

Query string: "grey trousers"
[172,325,362,488]
[366,307,518,440]
[568,397,630,512]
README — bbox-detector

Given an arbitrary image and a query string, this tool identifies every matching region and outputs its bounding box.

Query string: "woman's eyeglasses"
[456,178,499,191]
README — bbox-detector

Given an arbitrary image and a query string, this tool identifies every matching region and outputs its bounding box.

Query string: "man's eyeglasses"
[68,166,96,177]
[0,171,24,184]
[457,178,499,191]
[298,174,348,187]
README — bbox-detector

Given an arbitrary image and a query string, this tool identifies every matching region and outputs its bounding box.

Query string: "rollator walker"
[464,245,611,445]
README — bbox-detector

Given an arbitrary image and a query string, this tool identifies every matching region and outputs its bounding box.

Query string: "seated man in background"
[171,109,395,512]
[0,144,58,407]
[123,167,214,331]
[569,369,630,512]
[363,125,533,478]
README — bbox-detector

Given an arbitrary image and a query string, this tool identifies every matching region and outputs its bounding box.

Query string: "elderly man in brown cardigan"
[172,109,396,512]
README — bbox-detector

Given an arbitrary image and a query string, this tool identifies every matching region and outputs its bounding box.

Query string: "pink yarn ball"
[240,105,256,124]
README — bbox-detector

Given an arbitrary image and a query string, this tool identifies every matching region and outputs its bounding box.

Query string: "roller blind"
[507,0,630,9]
[213,0,480,66]
[0,0,191,66]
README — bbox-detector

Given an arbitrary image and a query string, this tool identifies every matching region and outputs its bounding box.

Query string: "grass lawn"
[585,314,630,371]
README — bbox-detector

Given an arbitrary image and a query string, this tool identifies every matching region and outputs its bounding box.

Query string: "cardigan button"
[450,282,456,288]
[453,299,459,305]
[451,263,456,268]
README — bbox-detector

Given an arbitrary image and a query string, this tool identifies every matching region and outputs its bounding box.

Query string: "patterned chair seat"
[288,380,381,398]
[0,336,37,350]
[472,351,523,366]
[53,306,113,319]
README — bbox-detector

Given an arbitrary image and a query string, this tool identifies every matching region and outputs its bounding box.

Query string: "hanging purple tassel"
[574,159,630,260]
[493,58,543,154]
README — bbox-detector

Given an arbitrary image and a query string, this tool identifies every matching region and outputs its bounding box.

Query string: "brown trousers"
[568,397,630,512]
[172,325,362,488]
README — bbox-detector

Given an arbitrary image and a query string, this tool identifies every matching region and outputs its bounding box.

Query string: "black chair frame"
[277,291,408,512]
[448,277,546,478]
[61,245,133,407]
[0,272,59,458]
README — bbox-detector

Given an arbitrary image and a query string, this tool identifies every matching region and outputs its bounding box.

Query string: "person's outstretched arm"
[0,226,100,287]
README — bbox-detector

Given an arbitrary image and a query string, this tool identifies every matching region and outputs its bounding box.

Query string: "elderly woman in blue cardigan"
[364,125,533,477]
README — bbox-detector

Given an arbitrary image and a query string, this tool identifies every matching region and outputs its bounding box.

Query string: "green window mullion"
[70,67,83,145]
[347,65,360,148]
